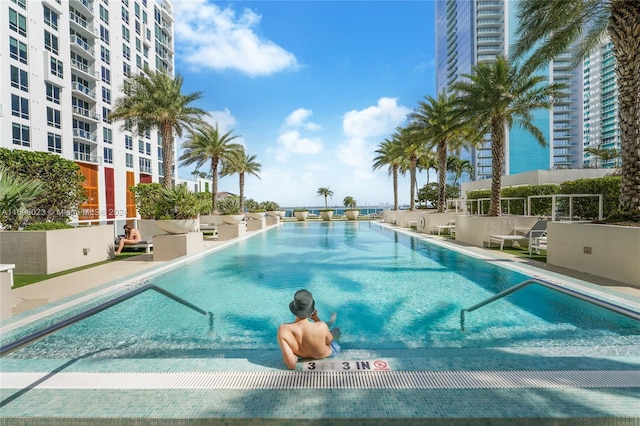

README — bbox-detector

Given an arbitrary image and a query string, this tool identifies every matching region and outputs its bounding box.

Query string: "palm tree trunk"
[610,1,640,214]
[239,172,245,212]
[489,119,505,216]
[211,158,219,212]
[437,140,447,213]
[410,155,417,211]
[161,122,174,188]
[392,166,399,211]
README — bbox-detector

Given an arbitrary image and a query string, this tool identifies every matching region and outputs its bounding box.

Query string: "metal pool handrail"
[0,283,214,356]
[460,278,640,331]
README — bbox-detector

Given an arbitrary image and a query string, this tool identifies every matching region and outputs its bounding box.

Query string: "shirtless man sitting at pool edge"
[277,289,340,370]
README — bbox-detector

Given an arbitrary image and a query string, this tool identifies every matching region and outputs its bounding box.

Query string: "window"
[10,66,28,92]
[11,0,26,10]
[101,46,110,64]
[123,45,130,60]
[46,83,61,104]
[100,25,110,44]
[136,55,142,69]
[145,142,151,155]
[136,38,141,52]
[122,26,130,41]
[47,107,61,128]
[11,94,29,119]
[126,153,134,168]
[138,139,145,153]
[102,87,111,104]
[103,127,113,144]
[157,146,163,160]
[9,8,27,36]
[123,62,131,76]
[99,4,109,23]
[12,123,30,146]
[101,66,111,84]
[122,6,129,23]
[45,31,59,55]
[10,37,28,64]
[44,6,58,29]
[50,57,63,78]
[48,133,62,153]
[139,157,151,173]
[104,147,113,164]
[135,20,141,35]
[134,2,140,17]
[125,135,133,150]
[102,107,111,123]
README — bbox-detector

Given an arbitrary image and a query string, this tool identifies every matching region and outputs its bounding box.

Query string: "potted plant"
[130,183,206,233]
[217,195,245,224]
[343,196,359,220]
[248,209,266,220]
[293,208,309,221]
[317,187,335,221]
[261,201,285,218]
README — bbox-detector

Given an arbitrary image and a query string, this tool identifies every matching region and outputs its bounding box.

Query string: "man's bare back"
[277,317,333,369]
[277,289,339,370]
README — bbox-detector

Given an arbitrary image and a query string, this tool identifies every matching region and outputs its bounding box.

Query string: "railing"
[527,194,603,221]
[460,278,640,331]
[0,284,214,356]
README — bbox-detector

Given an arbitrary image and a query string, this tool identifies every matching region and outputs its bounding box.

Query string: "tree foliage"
[0,148,87,225]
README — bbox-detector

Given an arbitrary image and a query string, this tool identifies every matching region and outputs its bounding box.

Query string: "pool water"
[6,222,639,359]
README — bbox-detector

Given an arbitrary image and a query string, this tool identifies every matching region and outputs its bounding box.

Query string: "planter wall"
[0,225,115,275]
[454,215,539,248]
[383,210,399,224]
[547,222,640,286]
[416,212,460,234]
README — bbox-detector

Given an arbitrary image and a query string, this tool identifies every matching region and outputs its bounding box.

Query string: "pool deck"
[2,222,639,424]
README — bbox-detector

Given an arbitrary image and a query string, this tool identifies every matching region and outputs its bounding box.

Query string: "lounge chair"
[488,220,547,251]
[432,221,456,235]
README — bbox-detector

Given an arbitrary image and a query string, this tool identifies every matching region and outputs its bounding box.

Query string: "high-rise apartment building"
[583,38,620,169]
[1,0,175,223]
[436,0,584,183]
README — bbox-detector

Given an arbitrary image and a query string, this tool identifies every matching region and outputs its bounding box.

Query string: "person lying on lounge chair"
[115,224,142,255]
[277,289,340,370]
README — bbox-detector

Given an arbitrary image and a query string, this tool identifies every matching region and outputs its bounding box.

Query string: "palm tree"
[316,187,334,209]
[110,69,208,188]
[512,0,640,215]
[447,156,474,187]
[409,92,477,212]
[0,167,45,229]
[372,137,404,211]
[453,55,567,216]
[395,125,427,211]
[220,149,262,212]
[178,123,243,212]
[584,144,608,168]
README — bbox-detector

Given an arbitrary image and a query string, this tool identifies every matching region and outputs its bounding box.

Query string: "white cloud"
[173,1,298,76]
[337,97,410,174]
[273,130,322,162]
[284,108,321,131]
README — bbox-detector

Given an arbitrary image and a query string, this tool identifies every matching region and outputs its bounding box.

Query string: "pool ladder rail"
[460,278,640,331]
[0,283,214,357]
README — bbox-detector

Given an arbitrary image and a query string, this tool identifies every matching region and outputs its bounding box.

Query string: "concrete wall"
[547,222,640,286]
[0,225,115,274]
[454,216,539,247]
[416,212,461,234]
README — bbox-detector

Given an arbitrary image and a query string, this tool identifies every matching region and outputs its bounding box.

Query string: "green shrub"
[558,176,621,219]
[217,196,242,215]
[260,201,281,211]
[23,222,73,230]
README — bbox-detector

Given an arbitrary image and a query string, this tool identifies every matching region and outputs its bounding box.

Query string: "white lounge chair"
[488,220,547,251]
[432,221,456,235]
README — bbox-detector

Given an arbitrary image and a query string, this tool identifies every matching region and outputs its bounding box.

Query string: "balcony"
[160,0,174,22]
[71,0,94,16]
[72,105,100,122]
[73,128,97,143]
[72,82,96,100]
[70,35,95,57]
[69,11,97,37]
[74,151,102,165]
[70,58,98,80]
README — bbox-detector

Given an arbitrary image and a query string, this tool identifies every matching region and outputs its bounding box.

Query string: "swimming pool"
[3,221,639,359]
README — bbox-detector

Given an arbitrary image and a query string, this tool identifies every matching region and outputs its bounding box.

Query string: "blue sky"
[173,0,437,208]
